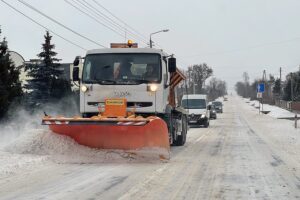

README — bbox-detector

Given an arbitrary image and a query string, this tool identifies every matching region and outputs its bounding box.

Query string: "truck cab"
[77,48,170,115]
[181,94,210,127]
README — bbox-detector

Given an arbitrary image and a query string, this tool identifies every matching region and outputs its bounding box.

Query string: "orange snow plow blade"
[42,116,170,151]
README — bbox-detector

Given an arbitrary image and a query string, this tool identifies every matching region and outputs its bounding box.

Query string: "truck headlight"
[147,84,158,92]
[81,85,88,92]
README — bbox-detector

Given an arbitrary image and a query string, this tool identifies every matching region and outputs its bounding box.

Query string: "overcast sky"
[1,0,300,90]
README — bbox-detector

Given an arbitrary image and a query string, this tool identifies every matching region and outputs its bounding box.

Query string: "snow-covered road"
[1,96,300,199]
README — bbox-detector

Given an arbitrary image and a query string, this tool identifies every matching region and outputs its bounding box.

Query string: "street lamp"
[149,29,169,48]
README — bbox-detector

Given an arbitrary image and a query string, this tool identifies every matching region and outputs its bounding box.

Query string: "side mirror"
[207,105,211,110]
[168,57,176,73]
[73,56,80,66]
[72,66,79,81]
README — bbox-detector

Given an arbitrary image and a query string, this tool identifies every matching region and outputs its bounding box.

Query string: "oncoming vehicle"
[209,104,217,119]
[181,94,210,127]
[212,101,223,113]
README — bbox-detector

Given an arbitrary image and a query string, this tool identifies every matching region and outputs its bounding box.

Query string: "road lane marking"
[194,129,213,143]
[196,134,206,142]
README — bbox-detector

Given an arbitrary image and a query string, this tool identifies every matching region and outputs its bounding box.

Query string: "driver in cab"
[144,64,157,81]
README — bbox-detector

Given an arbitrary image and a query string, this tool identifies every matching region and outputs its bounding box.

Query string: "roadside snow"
[3,128,169,164]
[0,128,168,179]
[0,117,169,180]
[245,98,296,119]
[0,151,48,178]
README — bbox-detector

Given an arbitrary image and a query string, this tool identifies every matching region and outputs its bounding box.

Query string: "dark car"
[212,101,223,113]
[210,104,217,119]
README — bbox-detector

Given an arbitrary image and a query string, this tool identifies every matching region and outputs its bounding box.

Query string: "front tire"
[174,115,187,146]
[204,119,209,128]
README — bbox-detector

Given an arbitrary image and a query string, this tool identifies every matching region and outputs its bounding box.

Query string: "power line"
[18,0,107,48]
[0,0,87,51]
[5,0,188,67]
[65,0,125,39]
[78,0,148,44]
[91,0,148,42]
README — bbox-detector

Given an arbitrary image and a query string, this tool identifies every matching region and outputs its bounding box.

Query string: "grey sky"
[1,0,300,89]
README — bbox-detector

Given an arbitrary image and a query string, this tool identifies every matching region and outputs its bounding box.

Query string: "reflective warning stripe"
[43,120,145,126]
[43,121,69,125]
[117,121,147,126]
[134,121,147,126]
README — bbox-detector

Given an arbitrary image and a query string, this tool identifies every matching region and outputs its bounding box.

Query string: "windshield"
[212,101,222,106]
[82,53,161,84]
[182,99,207,109]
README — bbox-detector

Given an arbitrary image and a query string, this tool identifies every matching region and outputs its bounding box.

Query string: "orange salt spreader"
[42,98,170,152]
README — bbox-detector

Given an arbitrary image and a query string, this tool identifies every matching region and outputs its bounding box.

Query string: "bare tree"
[189,63,213,93]
[207,78,227,101]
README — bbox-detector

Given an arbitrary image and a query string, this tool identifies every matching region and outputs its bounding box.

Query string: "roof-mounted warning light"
[127,40,133,47]
[110,40,138,48]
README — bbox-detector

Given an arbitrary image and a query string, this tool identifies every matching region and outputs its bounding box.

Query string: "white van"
[181,94,210,127]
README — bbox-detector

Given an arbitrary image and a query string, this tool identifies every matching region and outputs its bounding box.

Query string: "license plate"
[189,120,197,123]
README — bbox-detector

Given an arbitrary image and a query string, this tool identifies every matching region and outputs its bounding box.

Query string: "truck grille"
[189,115,201,121]
[87,102,153,107]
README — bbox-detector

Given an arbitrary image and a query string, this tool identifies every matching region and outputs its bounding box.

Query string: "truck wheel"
[204,120,209,128]
[174,116,187,146]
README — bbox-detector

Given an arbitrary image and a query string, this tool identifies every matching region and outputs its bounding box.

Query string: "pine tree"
[25,31,71,108]
[0,28,23,118]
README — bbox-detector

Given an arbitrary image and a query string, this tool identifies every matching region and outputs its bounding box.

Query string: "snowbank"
[0,128,169,178]
[3,129,169,164]
[246,99,296,119]
[261,104,295,118]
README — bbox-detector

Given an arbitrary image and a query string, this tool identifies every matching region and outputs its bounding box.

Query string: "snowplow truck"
[42,41,188,153]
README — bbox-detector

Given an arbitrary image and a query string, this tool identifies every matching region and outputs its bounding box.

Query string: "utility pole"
[262,70,267,81]
[188,69,191,94]
[291,72,294,101]
[193,82,195,94]
[279,67,282,97]
[261,69,267,112]
[280,67,282,81]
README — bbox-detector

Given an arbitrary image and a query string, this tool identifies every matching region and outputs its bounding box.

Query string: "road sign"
[257,83,265,93]
[257,92,262,98]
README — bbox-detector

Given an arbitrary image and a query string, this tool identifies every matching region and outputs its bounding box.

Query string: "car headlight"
[201,114,205,118]
[81,85,88,92]
[147,84,158,92]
